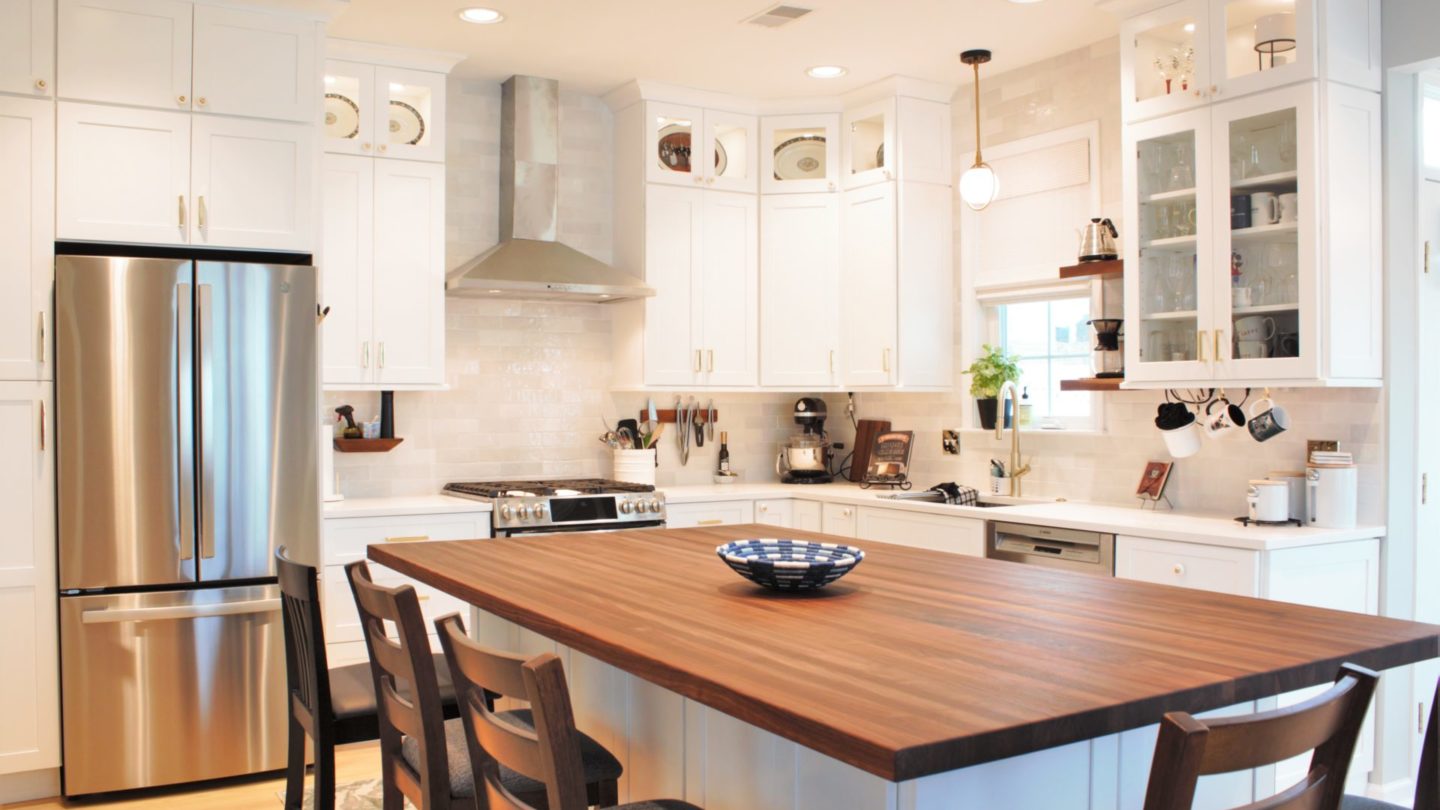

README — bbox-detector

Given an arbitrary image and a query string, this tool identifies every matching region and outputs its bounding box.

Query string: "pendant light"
[959,49,998,211]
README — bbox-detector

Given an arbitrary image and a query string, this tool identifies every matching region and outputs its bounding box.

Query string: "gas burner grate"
[443,478,656,498]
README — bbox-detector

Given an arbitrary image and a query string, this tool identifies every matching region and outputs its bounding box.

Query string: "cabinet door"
[842,97,895,190]
[1209,83,1318,381]
[761,114,840,194]
[1123,108,1216,383]
[643,184,702,386]
[323,59,376,156]
[372,159,445,386]
[191,116,314,251]
[0,383,59,774]
[320,155,374,387]
[855,509,985,557]
[374,67,446,163]
[57,0,191,111]
[56,102,190,245]
[0,0,54,97]
[760,193,840,388]
[1209,0,1318,101]
[792,500,823,532]
[699,191,758,386]
[841,183,898,386]
[821,502,857,538]
[1120,0,1210,124]
[0,97,54,382]
[646,102,705,188]
[702,109,757,193]
[192,4,317,123]
[753,499,792,529]
[896,181,953,389]
[664,501,754,529]
[1115,535,1259,595]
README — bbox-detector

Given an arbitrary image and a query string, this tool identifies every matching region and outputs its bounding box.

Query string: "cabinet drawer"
[821,502,857,538]
[323,562,468,646]
[664,500,754,528]
[323,513,490,567]
[1115,536,1259,596]
[753,499,792,528]
[856,508,985,557]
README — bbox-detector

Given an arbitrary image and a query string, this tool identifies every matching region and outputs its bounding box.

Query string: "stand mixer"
[776,397,834,484]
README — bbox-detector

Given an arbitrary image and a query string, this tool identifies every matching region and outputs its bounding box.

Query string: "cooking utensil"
[694,406,705,448]
[680,397,694,466]
[706,400,715,442]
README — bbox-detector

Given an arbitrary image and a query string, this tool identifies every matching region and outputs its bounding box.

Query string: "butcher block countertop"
[369,524,1439,782]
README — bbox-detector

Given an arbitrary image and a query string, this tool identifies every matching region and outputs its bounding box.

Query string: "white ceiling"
[326,0,1120,99]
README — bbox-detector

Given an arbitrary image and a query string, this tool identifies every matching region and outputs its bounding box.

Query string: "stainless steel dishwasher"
[986,521,1115,576]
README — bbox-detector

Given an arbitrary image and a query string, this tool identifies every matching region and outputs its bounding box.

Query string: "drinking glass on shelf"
[1278,119,1297,169]
[1181,254,1197,310]
[1168,143,1194,191]
[1141,145,1163,196]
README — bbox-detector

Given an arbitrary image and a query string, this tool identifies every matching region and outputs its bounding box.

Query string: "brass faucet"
[995,381,1031,496]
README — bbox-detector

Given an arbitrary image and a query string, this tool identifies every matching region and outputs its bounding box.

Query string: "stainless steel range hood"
[446,75,653,302]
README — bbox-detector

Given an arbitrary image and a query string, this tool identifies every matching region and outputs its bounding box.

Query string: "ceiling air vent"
[744,4,812,27]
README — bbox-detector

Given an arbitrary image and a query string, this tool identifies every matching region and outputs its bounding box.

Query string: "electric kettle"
[1077,217,1119,262]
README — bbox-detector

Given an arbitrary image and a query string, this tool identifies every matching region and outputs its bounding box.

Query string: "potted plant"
[964,344,1021,430]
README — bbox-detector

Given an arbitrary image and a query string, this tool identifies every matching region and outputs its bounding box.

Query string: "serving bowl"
[715,539,865,591]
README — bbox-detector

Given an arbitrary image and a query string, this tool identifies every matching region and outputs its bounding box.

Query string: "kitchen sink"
[876,491,1050,509]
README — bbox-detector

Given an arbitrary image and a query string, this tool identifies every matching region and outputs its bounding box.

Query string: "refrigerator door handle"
[198,283,216,560]
[81,598,281,625]
[177,283,194,562]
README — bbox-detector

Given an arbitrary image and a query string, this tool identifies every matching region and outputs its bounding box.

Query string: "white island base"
[470,610,1340,810]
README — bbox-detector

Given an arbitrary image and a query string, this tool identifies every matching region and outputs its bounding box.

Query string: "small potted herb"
[964,344,1021,430]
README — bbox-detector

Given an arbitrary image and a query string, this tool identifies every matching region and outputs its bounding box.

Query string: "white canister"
[1247,479,1289,522]
[613,448,657,487]
[1306,464,1358,529]
[1267,470,1306,522]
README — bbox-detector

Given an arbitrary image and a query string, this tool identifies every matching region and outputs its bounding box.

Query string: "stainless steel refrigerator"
[55,253,318,795]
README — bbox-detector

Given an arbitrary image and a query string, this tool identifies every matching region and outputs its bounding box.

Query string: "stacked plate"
[716,539,864,591]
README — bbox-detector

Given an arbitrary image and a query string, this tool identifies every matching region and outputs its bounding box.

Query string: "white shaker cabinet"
[637,184,703,387]
[0,97,54,382]
[792,500,823,532]
[57,0,191,111]
[0,0,54,98]
[56,102,190,245]
[753,499,793,528]
[320,155,374,386]
[370,159,446,387]
[760,113,840,195]
[821,502,857,537]
[699,191,759,386]
[645,102,756,194]
[855,508,985,557]
[664,501,755,529]
[840,183,898,386]
[759,193,840,388]
[191,4,318,123]
[190,115,314,251]
[0,383,58,775]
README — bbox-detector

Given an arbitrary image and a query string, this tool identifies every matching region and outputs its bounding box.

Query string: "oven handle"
[498,522,666,537]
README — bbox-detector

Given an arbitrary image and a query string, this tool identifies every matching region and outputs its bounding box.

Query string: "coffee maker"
[777,397,834,484]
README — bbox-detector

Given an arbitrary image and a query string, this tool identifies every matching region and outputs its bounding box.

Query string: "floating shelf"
[1231,170,1298,191]
[1139,188,1196,203]
[1059,259,1124,280]
[334,437,404,453]
[1143,309,1199,321]
[1231,221,1298,242]
[1140,234,1198,249]
[1060,377,1124,391]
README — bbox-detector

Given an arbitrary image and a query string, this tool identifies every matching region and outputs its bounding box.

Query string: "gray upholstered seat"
[614,801,704,810]
[1339,797,1404,810]
[400,713,622,799]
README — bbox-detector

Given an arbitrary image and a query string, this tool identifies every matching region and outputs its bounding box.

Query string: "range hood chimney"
[445,75,653,302]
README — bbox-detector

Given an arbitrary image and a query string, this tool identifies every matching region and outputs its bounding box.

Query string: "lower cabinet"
[664,500,754,529]
[855,508,984,556]
[821,502,857,537]
[321,510,490,666]
[792,500,822,532]
[753,498,791,528]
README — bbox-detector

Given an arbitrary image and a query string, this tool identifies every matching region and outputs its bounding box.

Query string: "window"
[987,294,1097,430]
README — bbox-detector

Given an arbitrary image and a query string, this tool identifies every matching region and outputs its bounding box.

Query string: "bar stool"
[434,612,701,810]
[275,547,462,810]
[1341,677,1436,810]
[1142,662,1379,810]
[346,560,622,810]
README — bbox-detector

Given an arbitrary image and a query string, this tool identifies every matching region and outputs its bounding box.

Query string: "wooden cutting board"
[847,418,891,482]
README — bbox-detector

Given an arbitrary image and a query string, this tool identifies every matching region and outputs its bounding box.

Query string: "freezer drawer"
[59,585,286,795]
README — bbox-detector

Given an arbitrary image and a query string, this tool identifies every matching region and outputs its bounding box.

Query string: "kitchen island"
[370,524,1438,810]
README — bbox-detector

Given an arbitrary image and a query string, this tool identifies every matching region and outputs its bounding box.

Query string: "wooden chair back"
[1143,663,1378,810]
[434,613,589,810]
[276,546,331,737]
[346,560,451,809]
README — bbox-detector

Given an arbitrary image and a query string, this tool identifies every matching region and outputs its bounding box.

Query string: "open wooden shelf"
[1060,377,1124,392]
[1060,259,1123,280]
[334,437,404,453]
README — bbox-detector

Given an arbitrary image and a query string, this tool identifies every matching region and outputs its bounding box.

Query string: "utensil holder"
[614,448,657,486]
[990,475,1011,495]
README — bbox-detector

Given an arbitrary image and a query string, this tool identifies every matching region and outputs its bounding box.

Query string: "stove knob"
[647,499,661,513]
[516,505,532,520]
[499,504,514,521]
[619,500,635,515]
[532,504,548,520]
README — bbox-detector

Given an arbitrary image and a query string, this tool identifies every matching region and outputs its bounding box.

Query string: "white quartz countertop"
[323,494,492,518]
[658,482,1384,551]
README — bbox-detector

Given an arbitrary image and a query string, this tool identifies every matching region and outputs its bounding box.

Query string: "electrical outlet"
[942,430,960,455]
[1307,439,1338,456]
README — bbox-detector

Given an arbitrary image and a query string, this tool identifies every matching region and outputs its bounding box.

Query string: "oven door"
[496,520,667,537]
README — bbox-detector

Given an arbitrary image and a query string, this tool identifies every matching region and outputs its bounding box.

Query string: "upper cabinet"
[843,99,894,189]
[760,113,839,194]
[646,102,756,193]
[1120,0,1380,124]
[324,58,448,162]
[0,96,54,382]
[191,4,317,122]
[760,193,840,388]
[0,0,55,97]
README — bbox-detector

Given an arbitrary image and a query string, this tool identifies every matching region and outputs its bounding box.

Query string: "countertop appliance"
[986,521,1115,577]
[778,397,834,484]
[55,251,317,795]
[1077,217,1119,262]
[443,478,666,536]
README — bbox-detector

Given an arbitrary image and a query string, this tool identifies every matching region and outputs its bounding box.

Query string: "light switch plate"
[942,430,960,455]
[1307,439,1338,456]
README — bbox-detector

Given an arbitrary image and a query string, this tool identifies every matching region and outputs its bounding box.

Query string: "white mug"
[1250,192,1280,226]
[1237,340,1270,358]
[1235,315,1276,341]
[1278,192,1299,223]
[1232,287,1252,307]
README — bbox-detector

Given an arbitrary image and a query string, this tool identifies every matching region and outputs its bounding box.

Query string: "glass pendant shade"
[960,163,998,210]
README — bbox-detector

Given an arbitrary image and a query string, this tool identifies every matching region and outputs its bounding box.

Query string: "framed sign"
[861,431,914,489]
[1136,461,1174,501]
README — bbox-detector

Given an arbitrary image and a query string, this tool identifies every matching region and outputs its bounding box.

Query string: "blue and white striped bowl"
[715,539,865,591]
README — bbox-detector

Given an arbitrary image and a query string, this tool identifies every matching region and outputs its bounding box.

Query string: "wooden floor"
[11,743,382,809]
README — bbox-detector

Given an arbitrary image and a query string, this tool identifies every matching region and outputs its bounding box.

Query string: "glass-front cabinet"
[646,103,757,193]
[323,60,376,156]
[323,60,446,162]
[842,98,895,189]
[1210,0,1312,99]
[760,113,840,194]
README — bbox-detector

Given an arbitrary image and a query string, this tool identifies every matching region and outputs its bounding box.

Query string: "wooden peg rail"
[640,409,719,425]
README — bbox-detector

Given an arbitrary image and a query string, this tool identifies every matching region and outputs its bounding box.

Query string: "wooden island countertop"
[369,524,1438,783]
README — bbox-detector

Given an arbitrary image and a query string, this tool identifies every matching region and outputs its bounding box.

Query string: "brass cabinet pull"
[178,195,186,228]
[39,400,45,451]
[361,341,369,368]
[1214,329,1224,361]
[696,519,723,526]
[882,348,891,373]
[378,342,385,369]
[1196,330,1207,363]
[198,195,207,231]
[384,535,430,543]
[38,311,45,364]
[707,349,714,372]
[694,349,702,372]
[829,349,835,373]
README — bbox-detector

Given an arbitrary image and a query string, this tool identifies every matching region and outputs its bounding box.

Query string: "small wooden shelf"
[334,437,404,453]
[1060,377,1124,391]
[1059,259,1123,280]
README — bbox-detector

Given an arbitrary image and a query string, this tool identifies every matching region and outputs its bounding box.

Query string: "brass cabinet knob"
[35,78,47,91]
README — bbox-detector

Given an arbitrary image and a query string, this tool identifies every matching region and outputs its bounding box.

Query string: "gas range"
[443,478,666,536]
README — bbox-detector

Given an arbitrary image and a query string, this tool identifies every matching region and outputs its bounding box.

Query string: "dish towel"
[930,482,979,506]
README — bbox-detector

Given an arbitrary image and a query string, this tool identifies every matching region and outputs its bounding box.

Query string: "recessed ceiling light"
[1183,22,1196,32]
[487,289,502,294]
[805,65,847,79]
[458,7,504,24]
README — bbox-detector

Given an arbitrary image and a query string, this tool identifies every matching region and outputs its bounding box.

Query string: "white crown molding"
[326,37,466,74]
[606,75,953,116]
